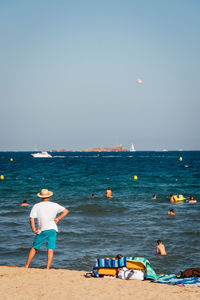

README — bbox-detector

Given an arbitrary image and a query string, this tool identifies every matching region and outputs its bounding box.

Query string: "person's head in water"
[20,200,29,206]
[157,240,162,245]
[116,254,123,259]
[91,194,95,198]
[152,194,156,199]
[168,209,176,215]
[169,194,175,203]
[188,196,197,203]
[106,187,112,198]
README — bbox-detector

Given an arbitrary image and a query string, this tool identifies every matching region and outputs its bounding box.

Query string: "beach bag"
[180,268,200,278]
[118,267,144,280]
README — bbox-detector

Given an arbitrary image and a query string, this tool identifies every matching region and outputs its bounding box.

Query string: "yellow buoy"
[10,158,14,162]
[179,157,182,161]
[0,175,4,180]
[134,175,138,180]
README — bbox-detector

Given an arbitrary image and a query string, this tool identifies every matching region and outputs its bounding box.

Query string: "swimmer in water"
[152,194,156,199]
[156,240,167,255]
[20,200,29,207]
[188,196,197,203]
[106,187,112,198]
[91,193,95,198]
[169,194,175,204]
[168,209,175,215]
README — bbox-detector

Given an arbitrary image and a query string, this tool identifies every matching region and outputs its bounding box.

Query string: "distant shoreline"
[0,150,200,152]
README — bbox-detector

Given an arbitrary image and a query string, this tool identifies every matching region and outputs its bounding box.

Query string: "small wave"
[102,155,122,158]
[0,211,26,217]
[53,156,65,158]
[68,155,100,158]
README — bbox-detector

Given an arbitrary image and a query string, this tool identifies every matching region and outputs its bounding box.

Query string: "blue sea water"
[0,151,199,275]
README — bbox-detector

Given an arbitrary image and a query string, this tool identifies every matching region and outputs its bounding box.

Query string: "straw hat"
[37,189,53,198]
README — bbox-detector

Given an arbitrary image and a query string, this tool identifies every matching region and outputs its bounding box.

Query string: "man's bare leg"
[24,248,37,268]
[46,249,54,269]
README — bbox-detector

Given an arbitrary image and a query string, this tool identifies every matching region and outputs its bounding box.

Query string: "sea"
[0,151,199,275]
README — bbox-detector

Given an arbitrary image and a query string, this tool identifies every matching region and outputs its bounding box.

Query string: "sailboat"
[130,144,136,152]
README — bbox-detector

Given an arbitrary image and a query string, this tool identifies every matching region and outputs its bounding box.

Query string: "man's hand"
[33,229,39,234]
[54,217,59,224]
[54,209,69,224]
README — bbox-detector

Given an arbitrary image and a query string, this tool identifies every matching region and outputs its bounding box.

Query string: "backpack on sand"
[179,268,200,278]
[118,267,145,280]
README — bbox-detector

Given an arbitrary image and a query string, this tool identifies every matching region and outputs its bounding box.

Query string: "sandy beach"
[0,266,199,300]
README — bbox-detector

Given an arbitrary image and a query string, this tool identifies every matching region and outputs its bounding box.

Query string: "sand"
[0,266,199,300]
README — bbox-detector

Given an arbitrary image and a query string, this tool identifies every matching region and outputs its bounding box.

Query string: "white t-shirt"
[30,201,65,233]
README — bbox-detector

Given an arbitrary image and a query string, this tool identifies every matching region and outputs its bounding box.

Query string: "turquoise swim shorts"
[32,229,57,250]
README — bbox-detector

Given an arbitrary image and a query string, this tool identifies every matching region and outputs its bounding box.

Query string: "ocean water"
[0,151,199,275]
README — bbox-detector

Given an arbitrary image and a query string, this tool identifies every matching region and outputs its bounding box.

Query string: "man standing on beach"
[24,189,69,269]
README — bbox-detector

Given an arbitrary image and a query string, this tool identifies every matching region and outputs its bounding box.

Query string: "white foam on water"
[102,155,122,158]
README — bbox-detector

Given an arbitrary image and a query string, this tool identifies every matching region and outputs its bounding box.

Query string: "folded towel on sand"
[154,275,200,287]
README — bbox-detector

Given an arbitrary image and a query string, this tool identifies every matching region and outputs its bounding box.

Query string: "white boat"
[130,144,136,152]
[31,151,52,158]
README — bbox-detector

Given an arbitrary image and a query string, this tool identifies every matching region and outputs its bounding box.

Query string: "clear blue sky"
[0,0,199,150]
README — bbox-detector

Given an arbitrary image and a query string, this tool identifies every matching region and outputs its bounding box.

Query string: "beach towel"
[93,257,127,269]
[92,257,127,277]
[154,275,200,287]
[126,257,159,280]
